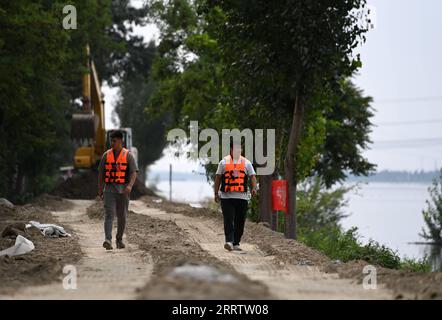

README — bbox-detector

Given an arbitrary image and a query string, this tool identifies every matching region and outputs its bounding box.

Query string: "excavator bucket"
[70,113,97,141]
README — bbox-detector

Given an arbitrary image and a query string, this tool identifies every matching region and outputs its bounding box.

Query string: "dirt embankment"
[138,195,442,300]
[326,260,442,300]
[50,171,155,200]
[0,199,82,295]
[31,193,75,211]
[86,199,270,299]
[139,195,330,267]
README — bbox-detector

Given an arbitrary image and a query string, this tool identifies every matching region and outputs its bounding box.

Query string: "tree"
[0,0,71,201]
[315,80,375,187]
[0,0,146,201]
[114,45,170,181]
[206,0,371,239]
[108,1,175,179]
[147,1,374,239]
[297,176,352,234]
[420,169,442,244]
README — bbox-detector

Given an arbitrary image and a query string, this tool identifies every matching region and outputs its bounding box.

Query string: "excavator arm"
[71,44,106,168]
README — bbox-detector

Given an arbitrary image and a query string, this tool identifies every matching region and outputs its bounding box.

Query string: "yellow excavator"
[71,45,138,169]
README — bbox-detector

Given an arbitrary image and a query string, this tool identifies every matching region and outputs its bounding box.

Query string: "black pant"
[220,198,248,246]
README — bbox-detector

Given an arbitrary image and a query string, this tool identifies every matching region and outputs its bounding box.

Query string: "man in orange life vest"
[98,130,138,250]
[214,141,257,251]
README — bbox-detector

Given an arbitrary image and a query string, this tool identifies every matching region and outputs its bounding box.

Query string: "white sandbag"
[29,221,71,238]
[0,235,35,257]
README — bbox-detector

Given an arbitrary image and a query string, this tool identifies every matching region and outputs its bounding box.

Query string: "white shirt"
[215,156,256,200]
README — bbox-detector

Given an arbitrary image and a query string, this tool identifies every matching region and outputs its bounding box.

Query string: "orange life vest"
[104,148,129,184]
[221,155,248,192]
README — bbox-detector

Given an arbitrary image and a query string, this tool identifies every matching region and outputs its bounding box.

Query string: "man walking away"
[214,142,257,251]
[98,130,138,250]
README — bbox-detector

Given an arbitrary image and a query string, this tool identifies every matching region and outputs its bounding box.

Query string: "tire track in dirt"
[130,200,393,300]
[3,199,153,300]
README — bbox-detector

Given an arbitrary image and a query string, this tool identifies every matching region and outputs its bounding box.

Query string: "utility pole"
[169,163,172,202]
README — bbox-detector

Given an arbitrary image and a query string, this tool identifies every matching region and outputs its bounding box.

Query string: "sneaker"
[224,242,233,251]
[103,240,113,250]
[116,240,125,249]
[233,245,242,251]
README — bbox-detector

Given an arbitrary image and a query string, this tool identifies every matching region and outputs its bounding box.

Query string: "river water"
[151,178,441,265]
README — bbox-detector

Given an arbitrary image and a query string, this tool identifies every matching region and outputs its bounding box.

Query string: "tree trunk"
[284,95,305,239]
[258,174,272,225]
[137,164,146,185]
[13,165,25,201]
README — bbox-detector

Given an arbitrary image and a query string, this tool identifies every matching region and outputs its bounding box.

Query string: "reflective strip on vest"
[221,155,247,192]
[104,148,128,184]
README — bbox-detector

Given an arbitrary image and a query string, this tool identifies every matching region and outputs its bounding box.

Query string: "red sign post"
[271,180,288,213]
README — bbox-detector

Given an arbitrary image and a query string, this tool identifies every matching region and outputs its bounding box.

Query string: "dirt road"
[3,200,153,299]
[3,198,393,299]
[129,200,393,300]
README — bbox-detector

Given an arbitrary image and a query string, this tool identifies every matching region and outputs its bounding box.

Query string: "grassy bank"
[247,178,433,273]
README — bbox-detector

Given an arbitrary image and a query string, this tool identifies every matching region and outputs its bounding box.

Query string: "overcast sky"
[104,0,442,173]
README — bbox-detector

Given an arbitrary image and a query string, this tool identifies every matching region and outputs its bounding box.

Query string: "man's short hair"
[110,130,123,140]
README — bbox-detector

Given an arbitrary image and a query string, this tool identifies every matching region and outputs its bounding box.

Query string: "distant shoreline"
[346,169,440,184]
[147,169,441,184]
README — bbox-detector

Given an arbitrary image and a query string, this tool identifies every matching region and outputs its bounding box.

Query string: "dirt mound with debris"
[86,200,104,219]
[127,212,270,299]
[31,193,74,211]
[330,260,442,299]
[50,171,155,200]
[0,202,82,294]
[139,196,442,300]
[139,195,330,267]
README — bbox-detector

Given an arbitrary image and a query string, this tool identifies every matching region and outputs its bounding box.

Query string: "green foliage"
[204,0,371,125]
[400,256,432,273]
[113,37,170,171]
[297,176,352,233]
[420,169,442,243]
[315,81,376,187]
[0,0,71,200]
[148,1,375,188]
[0,0,153,201]
[299,222,401,269]
[247,194,259,222]
[295,109,327,181]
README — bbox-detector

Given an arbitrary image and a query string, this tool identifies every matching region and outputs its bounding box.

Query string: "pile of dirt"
[138,196,442,300]
[50,171,155,200]
[139,195,330,267]
[0,202,82,295]
[86,200,105,219]
[31,193,74,211]
[331,260,442,300]
[50,171,99,200]
[127,212,270,299]
[131,178,156,199]
[243,222,330,267]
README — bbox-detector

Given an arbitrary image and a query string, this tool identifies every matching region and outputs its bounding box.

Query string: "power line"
[375,96,442,104]
[372,137,442,149]
[375,137,442,144]
[375,118,442,126]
